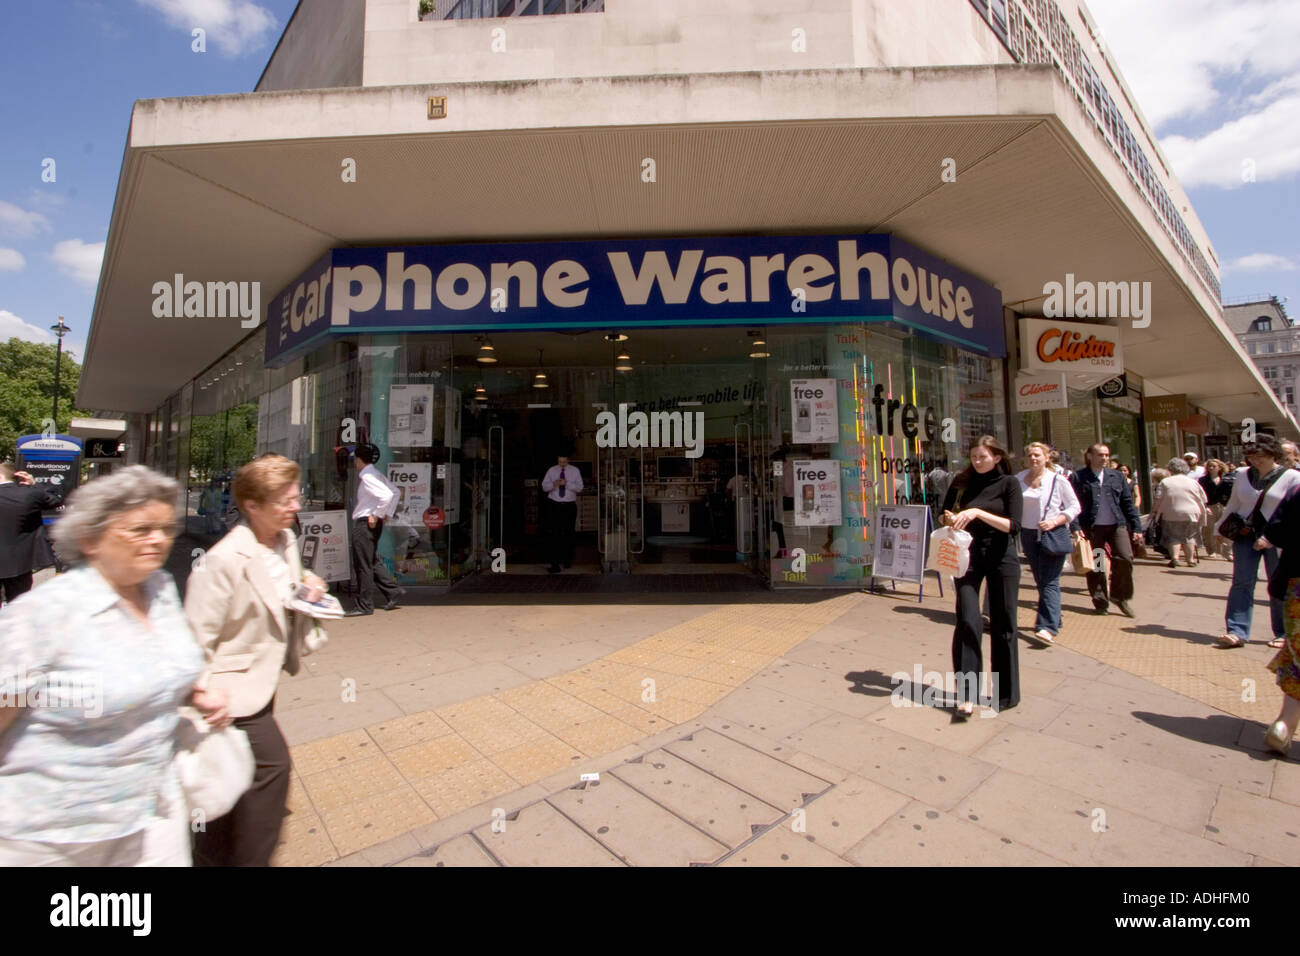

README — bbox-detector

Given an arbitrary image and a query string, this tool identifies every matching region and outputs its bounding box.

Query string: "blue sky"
[0,0,1297,366]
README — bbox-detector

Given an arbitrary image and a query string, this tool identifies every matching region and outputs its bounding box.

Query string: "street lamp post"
[50,315,70,431]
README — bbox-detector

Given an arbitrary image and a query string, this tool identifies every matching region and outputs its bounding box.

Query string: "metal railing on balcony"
[439,0,603,20]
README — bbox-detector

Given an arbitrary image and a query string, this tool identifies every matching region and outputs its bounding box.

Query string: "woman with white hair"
[0,466,226,865]
[1152,457,1207,569]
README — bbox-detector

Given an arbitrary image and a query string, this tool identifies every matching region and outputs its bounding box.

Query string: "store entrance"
[459,329,770,582]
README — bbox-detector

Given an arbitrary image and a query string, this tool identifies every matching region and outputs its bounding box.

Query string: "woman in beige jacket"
[184,455,325,866]
[1152,458,1208,569]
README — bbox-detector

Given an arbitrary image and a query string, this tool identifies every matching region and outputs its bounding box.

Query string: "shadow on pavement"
[1120,622,1223,647]
[1130,710,1278,760]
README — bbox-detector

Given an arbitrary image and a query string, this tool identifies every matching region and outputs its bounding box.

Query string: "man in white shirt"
[1184,452,1206,481]
[346,443,402,616]
[541,454,583,573]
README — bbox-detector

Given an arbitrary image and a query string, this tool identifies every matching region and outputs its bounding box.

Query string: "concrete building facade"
[76,0,1294,591]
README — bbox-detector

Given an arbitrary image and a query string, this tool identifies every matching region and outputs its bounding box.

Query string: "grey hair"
[51,465,179,564]
[1166,458,1190,475]
[1151,468,1171,483]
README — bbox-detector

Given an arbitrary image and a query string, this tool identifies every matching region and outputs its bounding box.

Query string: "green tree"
[189,402,258,481]
[0,338,94,460]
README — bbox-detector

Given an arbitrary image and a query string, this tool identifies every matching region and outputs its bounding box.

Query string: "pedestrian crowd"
[939,435,1300,758]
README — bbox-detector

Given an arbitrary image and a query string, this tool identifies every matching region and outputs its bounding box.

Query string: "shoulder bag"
[1220,468,1287,542]
[1037,475,1074,555]
[174,705,255,821]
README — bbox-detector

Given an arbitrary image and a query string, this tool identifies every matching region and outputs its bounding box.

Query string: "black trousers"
[193,697,290,867]
[548,500,577,568]
[1084,524,1135,604]
[352,517,400,612]
[0,572,33,605]
[951,551,1021,709]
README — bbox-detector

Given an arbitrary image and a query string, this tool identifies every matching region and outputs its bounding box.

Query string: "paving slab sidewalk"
[256,556,1300,866]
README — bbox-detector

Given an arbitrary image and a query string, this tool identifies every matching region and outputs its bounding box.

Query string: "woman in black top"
[941,436,1023,718]
[1261,484,1300,754]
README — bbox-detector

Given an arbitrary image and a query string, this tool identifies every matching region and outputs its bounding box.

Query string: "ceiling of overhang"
[80,113,1282,428]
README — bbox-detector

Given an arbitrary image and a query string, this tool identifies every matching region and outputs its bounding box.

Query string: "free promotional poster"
[790,378,838,444]
[793,459,842,527]
[295,510,350,583]
[386,463,432,527]
[389,384,434,447]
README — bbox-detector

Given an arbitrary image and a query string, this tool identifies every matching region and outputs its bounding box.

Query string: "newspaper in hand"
[286,583,345,620]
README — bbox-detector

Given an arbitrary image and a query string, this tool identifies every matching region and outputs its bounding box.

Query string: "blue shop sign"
[15,434,83,524]
[265,234,1004,367]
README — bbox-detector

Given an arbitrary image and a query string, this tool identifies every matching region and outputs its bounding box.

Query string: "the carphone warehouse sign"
[265,235,1004,366]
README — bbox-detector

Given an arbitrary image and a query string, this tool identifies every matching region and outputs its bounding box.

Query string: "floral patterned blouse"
[0,565,203,843]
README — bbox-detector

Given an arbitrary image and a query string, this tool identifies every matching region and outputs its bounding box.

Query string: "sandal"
[1215,634,1246,648]
[1268,638,1287,649]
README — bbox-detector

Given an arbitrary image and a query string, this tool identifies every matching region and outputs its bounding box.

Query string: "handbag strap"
[1247,467,1288,530]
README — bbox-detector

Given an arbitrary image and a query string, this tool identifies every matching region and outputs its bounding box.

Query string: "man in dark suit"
[1070,443,1143,617]
[0,461,64,604]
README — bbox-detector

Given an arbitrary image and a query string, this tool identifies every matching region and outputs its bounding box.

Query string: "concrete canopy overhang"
[69,417,127,439]
[79,64,1293,432]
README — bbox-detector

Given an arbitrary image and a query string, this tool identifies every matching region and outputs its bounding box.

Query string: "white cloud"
[1160,91,1300,188]
[1224,252,1296,273]
[136,0,277,57]
[51,239,106,287]
[23,188,68,213]
[0,310,57,345]
[0,249,25,272]
[1087,0,1300,128]
[1087,0,1300,189]
[0,200,52,238]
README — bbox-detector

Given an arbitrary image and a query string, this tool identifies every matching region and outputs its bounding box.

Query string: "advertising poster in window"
[793,459,842,527]
[871,504,928,583]
[790,379,838,444]
[296,510,350,583]
[386,462,431,527]
[389,384,434,447]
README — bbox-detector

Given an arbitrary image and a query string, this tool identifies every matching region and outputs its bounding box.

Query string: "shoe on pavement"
[382,600,400,611]
[1033,629,1055,645]
[1116,599,1135,618]
[1091,592,1109,613]
[344,608,372,617]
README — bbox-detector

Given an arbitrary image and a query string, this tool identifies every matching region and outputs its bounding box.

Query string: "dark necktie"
[559,466,566,499]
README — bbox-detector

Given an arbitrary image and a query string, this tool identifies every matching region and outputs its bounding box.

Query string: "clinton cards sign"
[1019,318,1123,376]
[265,235,1005,366]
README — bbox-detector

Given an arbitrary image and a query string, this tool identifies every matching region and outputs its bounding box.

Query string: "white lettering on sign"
[302,240,983,332]
[594,404,704,459]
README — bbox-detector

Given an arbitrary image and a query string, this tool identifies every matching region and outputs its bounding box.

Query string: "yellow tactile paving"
[317,786,437,857]
[272,810,337,867]
[277,591,875,864]
[365,710,455,751]
[552,714,645,754]
[290,729,379,776]
[410,760,520,818]
[490,734,585,782]
[301,755,407,813]
[388,735,485,779]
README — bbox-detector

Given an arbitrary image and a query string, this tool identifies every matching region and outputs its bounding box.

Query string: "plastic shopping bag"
[927,526,972,578]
